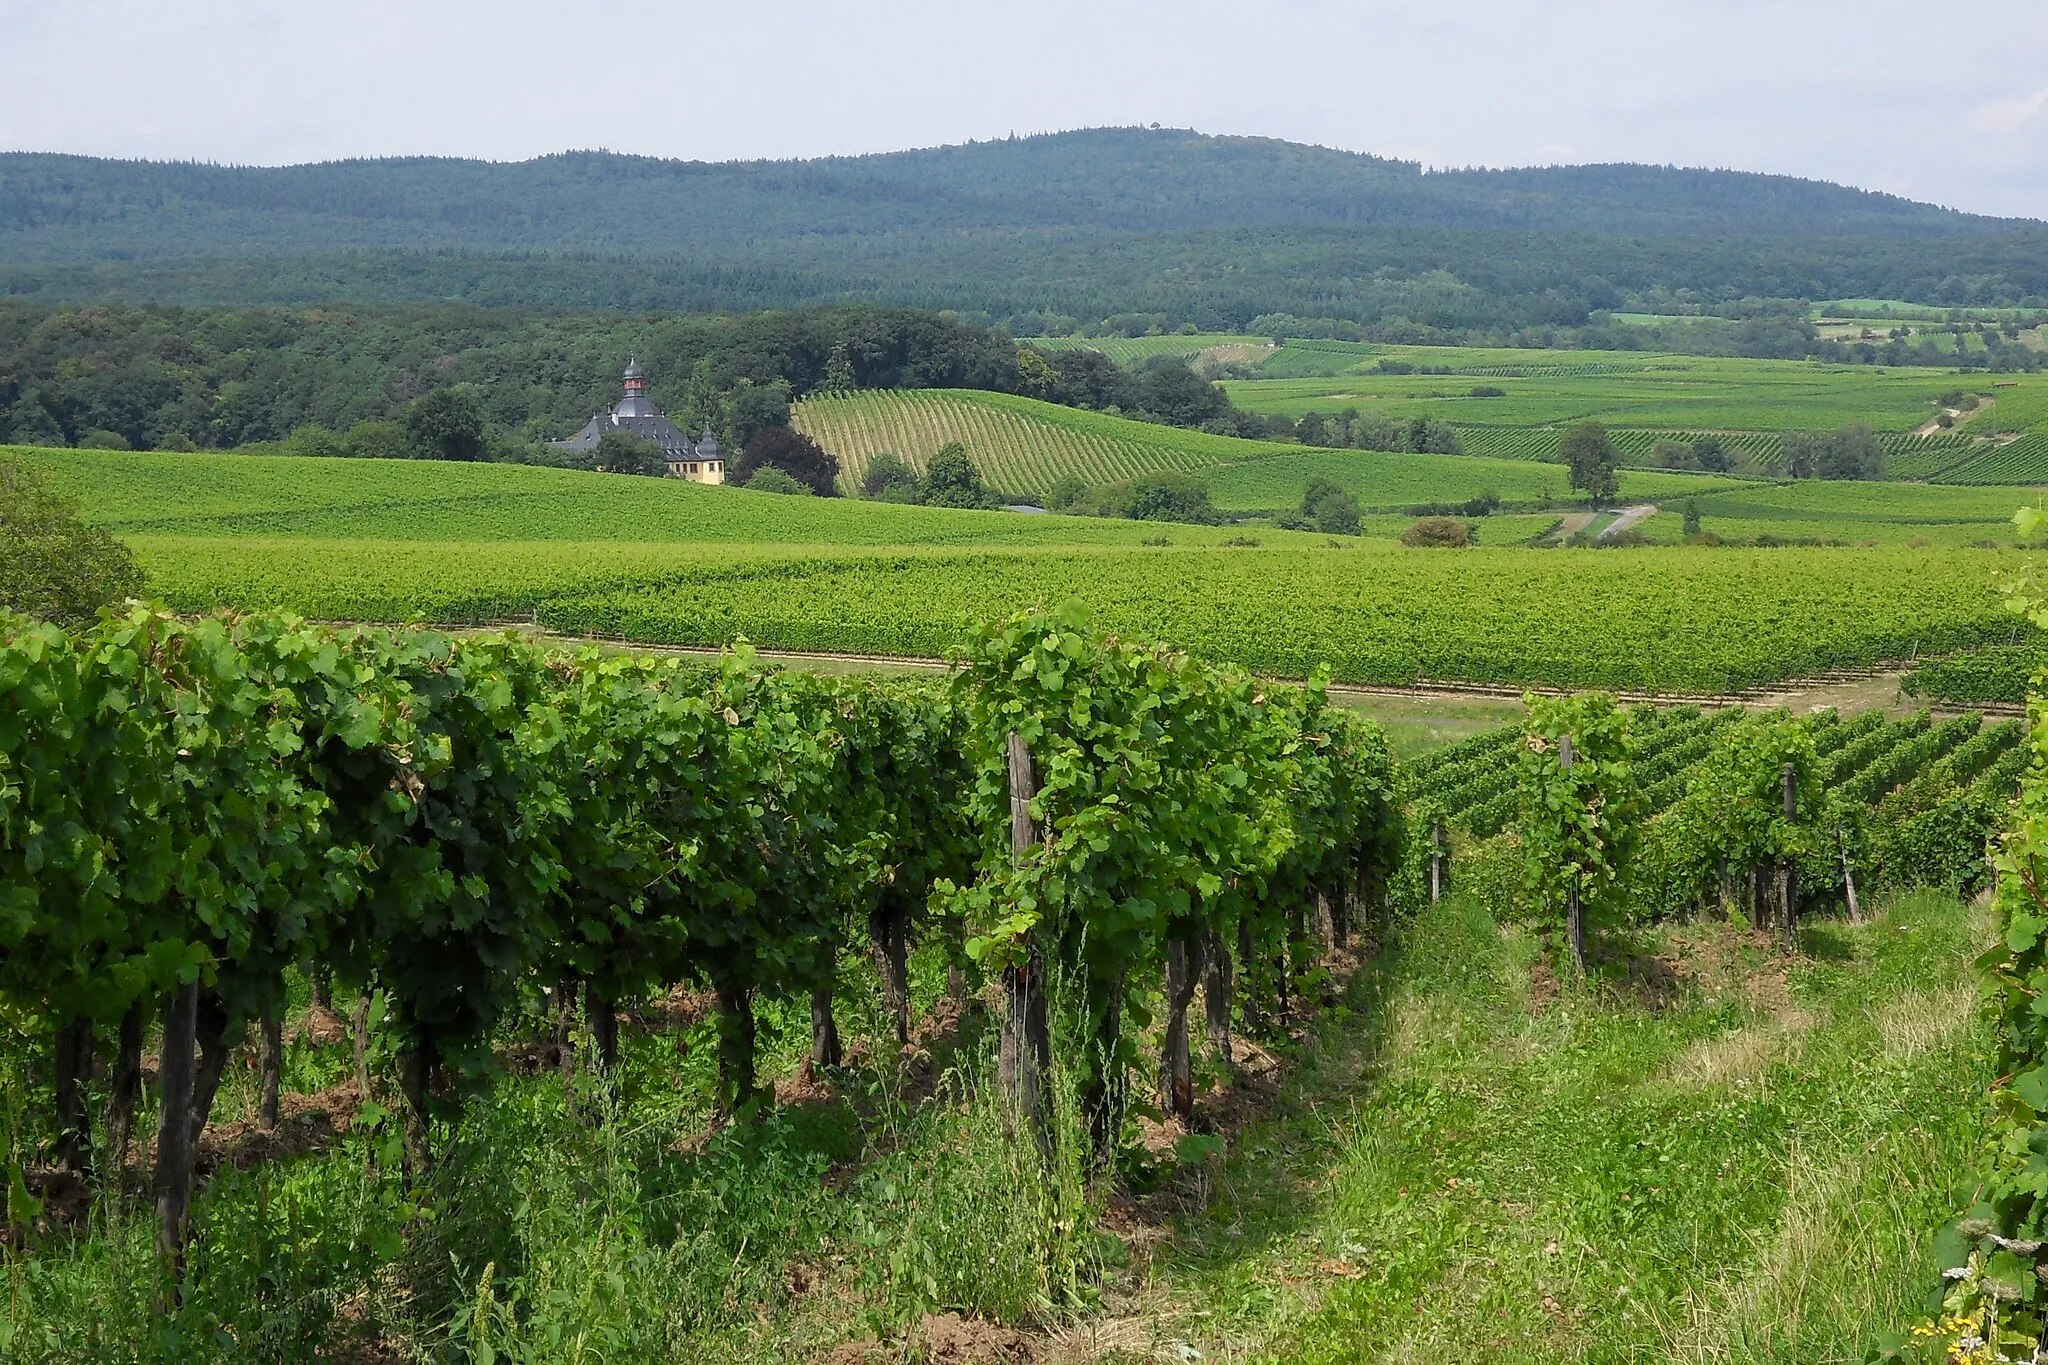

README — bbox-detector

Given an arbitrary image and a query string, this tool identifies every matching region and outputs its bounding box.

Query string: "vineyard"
[1904,644,2046,705]
[1,601,2028,1361]
[100,535,2028,693]
[787,389,1760,507]
[0,604,1403,1358]
[790,388,1265,495]
[1020,333,1270,364]
[1404,702,2025,931]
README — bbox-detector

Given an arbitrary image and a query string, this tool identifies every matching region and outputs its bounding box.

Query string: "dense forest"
[0,301,1295,453]
[4,129,2045,339]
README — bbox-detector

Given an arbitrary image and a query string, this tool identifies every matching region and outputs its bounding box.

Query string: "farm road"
[1543,511,1599,544]
[1598,504,1658,539]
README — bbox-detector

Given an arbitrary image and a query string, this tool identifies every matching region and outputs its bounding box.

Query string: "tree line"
[0,302,1288,461]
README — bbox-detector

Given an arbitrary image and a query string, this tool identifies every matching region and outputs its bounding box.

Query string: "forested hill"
[0,128,2010,255]
[4,127,2046,328]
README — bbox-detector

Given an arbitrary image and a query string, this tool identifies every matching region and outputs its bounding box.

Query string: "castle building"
[554,359,725,483]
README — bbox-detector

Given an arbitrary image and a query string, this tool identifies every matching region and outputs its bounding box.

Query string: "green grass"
[1019,333,1272,363]
[1330,691,1527,759]
[1198,448,1752,512]
[18,446,1322,549]
[1224,349,2015,433]
[1138,889,1992,1363]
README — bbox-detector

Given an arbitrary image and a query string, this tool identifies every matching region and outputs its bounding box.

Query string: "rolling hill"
[5,129,2044,327]
[789,387,1755,507]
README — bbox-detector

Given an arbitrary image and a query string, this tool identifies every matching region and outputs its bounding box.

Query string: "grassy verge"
[1119,890,1991,1363]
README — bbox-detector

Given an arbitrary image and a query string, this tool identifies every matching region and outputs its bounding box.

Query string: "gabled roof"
[556,409,696,454]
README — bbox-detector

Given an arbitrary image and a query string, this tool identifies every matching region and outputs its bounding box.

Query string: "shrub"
[1044,472,1090,514]
[0,458,145,621]
[918,443,1001,510]
[1469,385,1507,398]
[743,465,813,495]
[77,428,132,451]
[1402,517,1471,548]
[1277,476,1361,536]
[1093,472,1219,525]
[592,430,669,477]
[861,452,920,501]
[404,388,487,462]
[343,419,410,461]
[285,424,349,457]
[733,426,839,495]
[1690,436,1732,472]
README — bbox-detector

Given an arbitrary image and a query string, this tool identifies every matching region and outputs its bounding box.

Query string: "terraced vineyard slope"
[791,388,1753,507]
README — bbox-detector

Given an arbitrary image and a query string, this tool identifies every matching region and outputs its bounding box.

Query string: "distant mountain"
[2,128,2044,325]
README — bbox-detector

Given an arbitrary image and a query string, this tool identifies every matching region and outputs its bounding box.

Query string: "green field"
[1012,336,2048,486]
[1020,332,1271,363]
[1220,348,2007,432]
[1198,448,1748,512]
[25,445,1320,549]
[24,446,2045,694]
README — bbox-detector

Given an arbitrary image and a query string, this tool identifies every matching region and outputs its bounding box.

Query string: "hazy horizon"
[3,0,2045,219]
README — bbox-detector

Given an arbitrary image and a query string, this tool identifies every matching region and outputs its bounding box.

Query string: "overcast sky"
[5,0,2047,219]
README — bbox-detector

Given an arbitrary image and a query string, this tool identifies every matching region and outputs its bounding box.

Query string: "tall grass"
[0,969,1106,1363]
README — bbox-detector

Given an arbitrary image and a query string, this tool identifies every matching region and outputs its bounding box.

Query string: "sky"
[5,0,2048,219]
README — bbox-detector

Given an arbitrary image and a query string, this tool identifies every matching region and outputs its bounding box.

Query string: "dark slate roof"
[556,409,697,455]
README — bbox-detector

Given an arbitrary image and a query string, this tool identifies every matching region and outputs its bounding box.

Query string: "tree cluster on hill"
[0,303,1019,454]
[1276,477,1363,535]
[1783,424,1884,480]
[1043,470,1222,525]
[857,445,1006,508]
[1017,347,1271,437]
[1292,408,1465,454]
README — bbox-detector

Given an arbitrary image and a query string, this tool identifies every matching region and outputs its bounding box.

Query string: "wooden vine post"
[1561,733,1586,974]
[1161,928,1201,1125]
[1429,821,1446,904]
[154,980,200,1293]
[1001,732,1052,1143]
[1838,828,1862,923]
[1779,762,1799,952]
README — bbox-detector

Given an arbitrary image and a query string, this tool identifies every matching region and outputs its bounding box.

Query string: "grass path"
[1106,891,1990,1364]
